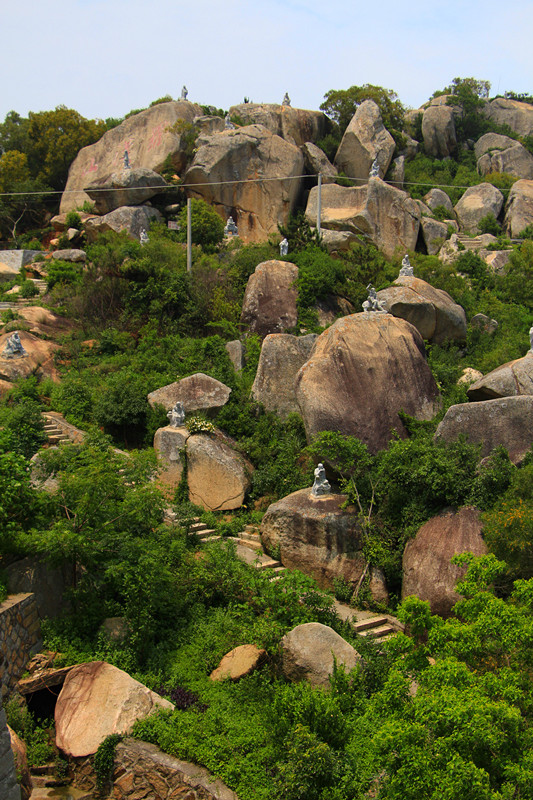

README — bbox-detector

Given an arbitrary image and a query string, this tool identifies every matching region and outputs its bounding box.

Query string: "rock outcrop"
[186,433,253,511]
[260,489,365,589]
[84,205,163,242]
[251,333,317,418]
[210,645,266,682]
[60,100,203,212]
[305,178,420,259]
[153,425,188,489]
[334,100,395,181]
[402,507,487,617]
[55,661,174,757]
[467,353,533,401]
[435,396,533,463]
[185,124,304,242]
[504,179,533,236]
[280,622,360,687]
[376,276,467,343]
[423,188,454,214]
[147,373,231,414]
[228,103,329,147]
[483,97,533,138]
[85,167,167,214]
[422,105,457,158]
[0,331,59,382]
[240,260,299,337]
[302,142,338,183]
[295,313,440,452]
[420,217,450,255]
[454,183,504,234]
[475,133,533,179]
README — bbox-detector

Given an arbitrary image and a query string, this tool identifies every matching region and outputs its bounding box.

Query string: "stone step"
[29,787,92,799]
[244,524,260,533]
[237,530,261,543]
[202,535,222,542]
[353,616,389,633]
[232,542,281,569]
[189,521,209,532]
[359,623,397,639]
[195,528,217,539]
[31,775,68,788]
[226,536,263,551]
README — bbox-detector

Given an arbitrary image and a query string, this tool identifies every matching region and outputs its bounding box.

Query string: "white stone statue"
[123,150,131,169]
[139,228,149,245]
[311,463,331,497]
[362,284,387,313]
[282,92,291,107]
[2,331,27,359]
[399,254,414,277]
[280,238,289,257]
[225,114,235,130]
[180,85,188,101]
[167,401,185,428]
[224,216,238,236]
[369,157,380,178]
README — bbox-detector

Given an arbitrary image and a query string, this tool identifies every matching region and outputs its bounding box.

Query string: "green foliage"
[292,246,344,311]
[278,212,323,254]
[94,734,123,794]
[65,210,82,230]
[274,723,341,800]
[46,259,84,290]
[19,279,38,298]
[4,698,54,767]
[177,198,225,251]
[320,84,404,137]
[477,212,501,236]
[184,415,216,434]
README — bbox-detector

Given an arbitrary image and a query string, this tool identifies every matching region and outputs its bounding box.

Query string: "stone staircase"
[42,417,70,446]
[0,279,48,312]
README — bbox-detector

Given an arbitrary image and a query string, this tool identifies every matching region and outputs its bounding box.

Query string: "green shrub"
[478,213,501,236]
[65,210,82,230]
[19,279,38,297]
[46,259,83,290]
[177,199,225,251]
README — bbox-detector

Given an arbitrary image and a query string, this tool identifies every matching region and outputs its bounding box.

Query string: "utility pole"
[186,197,192,273]
[317,173,322,236]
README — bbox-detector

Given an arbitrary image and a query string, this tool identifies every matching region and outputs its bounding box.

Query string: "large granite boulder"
[280,622,360,687]
[504,179,533,236]
[319,229,362,253]
[185,124,304,242]
[261,489,365,589]
[423,188,454,214]
[55,661,174,757]
[402,507,487,617]
[186,433,253,511]
[295,313,440,453]
[147,373,231,414]
[305,179,420,260]
[376,276,467,343]
[251,333,317,418]
[420,217,450,255]
[483,97,533,138]
[240,260,299,337]
[422,105,457,158]
[334,100,395,181]
[85,167,168,214]
[228,103,329,147]
[84,205,163,242]
[0,331,59,382]
[0,250,42,275]
[60,100,203,212]
[301,142,338,183]
[51,248,87,262]
[153,425,188,490]
[475,133,533,179]
[454,183,504,234]
[435,396,533,463]
[467,353,533,401]
[13,307,74,340]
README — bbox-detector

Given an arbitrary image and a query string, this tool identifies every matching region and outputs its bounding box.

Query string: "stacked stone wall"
[0,593,41,697]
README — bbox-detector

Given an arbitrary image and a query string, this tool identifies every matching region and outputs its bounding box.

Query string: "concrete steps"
[43,420,70,445]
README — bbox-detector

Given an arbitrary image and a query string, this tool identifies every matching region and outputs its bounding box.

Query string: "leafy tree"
[177,198,225,251]
[320,84,405,136]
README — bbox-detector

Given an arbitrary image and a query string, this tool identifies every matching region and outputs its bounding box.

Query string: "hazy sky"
[3,0,532,121]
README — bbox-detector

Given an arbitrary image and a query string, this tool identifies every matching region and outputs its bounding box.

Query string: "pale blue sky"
[3,0,532,121]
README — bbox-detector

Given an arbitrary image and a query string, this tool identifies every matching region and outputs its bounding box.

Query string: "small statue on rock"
[180,85,188,101]
[123,150,131,169]
[362,284,387,313]
[167,401,185,428]
[224,216,239,237]
[279,237,289,257]
[399,254,414,277]
[2,331,27,359]
[311,463,331,497]
[225,114,235,130]
[139,228,149,245]
[369,157,380,179]
[282,92,291,107]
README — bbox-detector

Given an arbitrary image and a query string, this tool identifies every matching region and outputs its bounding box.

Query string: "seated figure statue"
[279,238,289,257]
[311,463,331,497]
[399,254,414,277]
[2,331,27,359]
[167,401,185,428]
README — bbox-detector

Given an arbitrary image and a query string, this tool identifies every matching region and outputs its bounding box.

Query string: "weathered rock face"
[504,179,533,236]
[458,367,484,386]
[388,155,405,187]
[225,340,244,371]
[14,307,74,340]
[484,97,533,137]
[185,124,304,242]
[335,100,395,181]
[153,426,188,489]
[55,661,174,757]
[420,216,450,255]
[84,205,163,242]
[85,167,167,214]
[192,114,225,136]
[301,142,338,183]
[454,183,504,234]
[60,101,203,212]
[475,132,533,179]
[0,709,20,800]
[319,229,362,253]
[210,644,266,682]
[186,433,253,511]
[147,373,231,414]
[377,276,467,344]
[251,333,317,418]
[280,622,360,687]
[6,557,70,620]
[0,250,41,274]
[0,331,59,382]
[51,248,87,262]
[467,353,533,401]
[483,249,512,275]
[228,103,329,147]
[424,188,454,214]
[305,179,420,260]
[435,396,533,463]
[402,507,487,617]
[295,314,440,452]
[7,725,30,800]
[422,105,457,158]
[261,489,366,589]
[438,232,463,265]
[240,260,299,337]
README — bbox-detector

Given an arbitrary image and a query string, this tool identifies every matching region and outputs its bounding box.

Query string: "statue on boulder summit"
[167,401,185,428]
[369,157,380,179]
[362,284,387,313]
[311,463,331,497]
[180,86,188,101]
[399,254,414,277]
[2,331,27,359]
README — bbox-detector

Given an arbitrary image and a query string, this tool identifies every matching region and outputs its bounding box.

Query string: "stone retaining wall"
[0,593,41,697]
[0,708,20,800]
